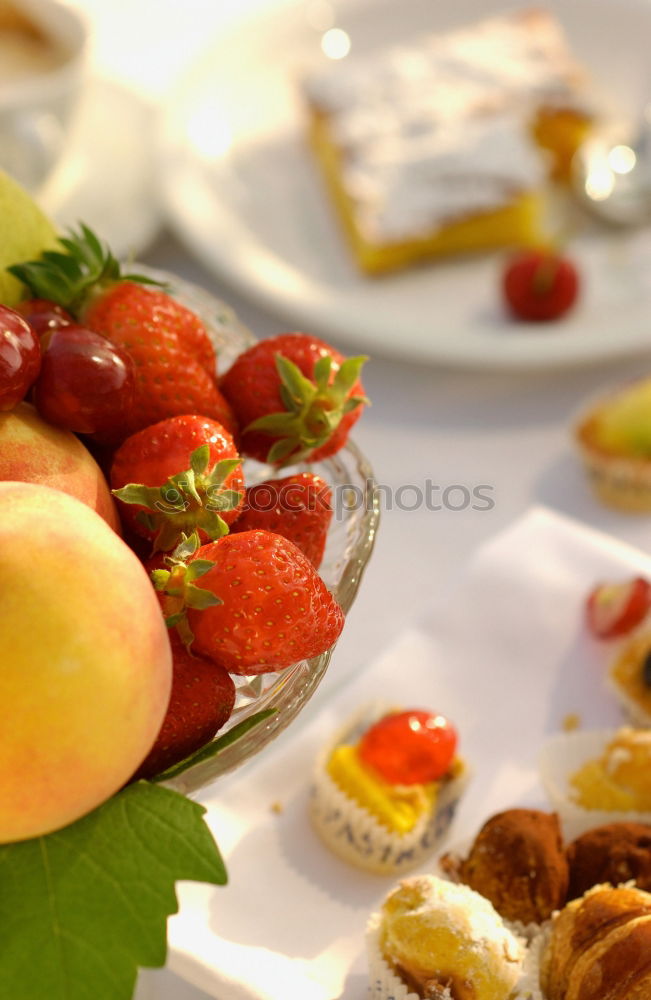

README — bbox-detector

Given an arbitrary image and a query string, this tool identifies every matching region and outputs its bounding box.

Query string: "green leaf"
[189,444,210,477]
[186,559,216,581]
[150,568,170,591]
[171,532,201,562]
[0,781,226,1000]
[275,354,315,410]
[313,354,332,390]
[184,583,222,611]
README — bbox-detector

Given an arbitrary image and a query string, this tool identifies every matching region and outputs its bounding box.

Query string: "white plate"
[38,77,160,258]
[157,0,651,371]
[164,506,651,1000]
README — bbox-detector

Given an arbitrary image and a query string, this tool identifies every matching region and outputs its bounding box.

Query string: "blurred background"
[6,0,651,996]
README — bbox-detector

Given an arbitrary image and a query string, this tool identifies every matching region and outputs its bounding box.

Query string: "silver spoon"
[572,106,651,227]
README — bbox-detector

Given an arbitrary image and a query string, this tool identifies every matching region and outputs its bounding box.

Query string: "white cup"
[0,0,87,190]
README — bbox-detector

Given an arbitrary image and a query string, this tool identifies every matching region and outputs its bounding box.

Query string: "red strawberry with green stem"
[111,414,245,553]
[131,632,236,781]
[151,529,345,674]
[231,472,332,568]
[220,333,368,464]
[9,225,237,441]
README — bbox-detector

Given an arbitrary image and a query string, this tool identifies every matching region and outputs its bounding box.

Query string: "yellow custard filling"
[327,744,448,834]
[570,728,651,811]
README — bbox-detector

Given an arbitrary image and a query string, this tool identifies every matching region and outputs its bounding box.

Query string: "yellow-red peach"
[0,481,172,843]
[0,402,120,531]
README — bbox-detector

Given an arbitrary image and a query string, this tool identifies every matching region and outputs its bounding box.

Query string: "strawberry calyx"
[246,352,369,464]
[531,253,559,297]
[7,223,163,318]
[112,444,242,552]
[151,532,220,648]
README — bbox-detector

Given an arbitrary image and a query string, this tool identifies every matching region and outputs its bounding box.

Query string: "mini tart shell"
[574,400,651,513]
[539,729,651,841]
[607,632,651,727]
[308,703,469,875]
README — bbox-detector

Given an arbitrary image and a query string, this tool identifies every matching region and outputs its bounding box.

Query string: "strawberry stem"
[8,223,165,317]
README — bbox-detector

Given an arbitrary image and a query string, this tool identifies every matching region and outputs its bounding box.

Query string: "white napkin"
[165,505,651,1000]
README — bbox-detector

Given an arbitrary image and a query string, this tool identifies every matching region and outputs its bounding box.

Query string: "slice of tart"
[303,8,593,275]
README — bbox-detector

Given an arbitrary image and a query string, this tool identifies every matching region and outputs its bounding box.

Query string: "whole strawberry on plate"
[9,225,237,443]
[220,332,368,464]
[110,414,244,553]
[150,529,345,675]
[502,248,580,322]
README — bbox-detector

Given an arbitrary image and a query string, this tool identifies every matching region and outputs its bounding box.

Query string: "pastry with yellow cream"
[607,630,651,726]
[367,874,526,1000]
[575,377,651,511]
[303,8,593,274]
[309,704,467,874]
[540,727,651,840]
[569,727,651,813]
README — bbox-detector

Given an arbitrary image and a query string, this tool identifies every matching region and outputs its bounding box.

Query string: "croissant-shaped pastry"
[541,883,651,1000]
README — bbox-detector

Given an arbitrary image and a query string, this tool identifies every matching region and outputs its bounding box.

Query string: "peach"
[0,402,120,531]
[0,482,172,843]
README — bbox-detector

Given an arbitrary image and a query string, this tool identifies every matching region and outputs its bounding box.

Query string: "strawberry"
[502,249,579,322]
[231,473,332,567]
[152,530,345,674]
[110,414,245,552]
[131,632,236,781]
[219,332,368,464]
[8,224,238,441]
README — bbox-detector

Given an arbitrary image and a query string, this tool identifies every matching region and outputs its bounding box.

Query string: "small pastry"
[566,821,651,898]
[569,727,651,812]
[540,727,651,840]
[607,631,651,726]
[574,376,651,512]
[309,704,468,874]
[540,883,651,1000]
[446,808,568,925]
[367,874,526,1000]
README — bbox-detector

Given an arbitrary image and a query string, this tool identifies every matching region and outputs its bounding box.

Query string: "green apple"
[0,481,173,843]
[0,169,59,306]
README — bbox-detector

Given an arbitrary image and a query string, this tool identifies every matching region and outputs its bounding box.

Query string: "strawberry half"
[152,530,345,674]
[220,332,368,464]
[131,632,236,781]
[8,224,237,442]
[231,473,332,567]
[110,414,245,552]
[586,577,651,640]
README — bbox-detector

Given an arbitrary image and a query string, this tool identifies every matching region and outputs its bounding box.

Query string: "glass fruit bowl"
[135,267,380,794]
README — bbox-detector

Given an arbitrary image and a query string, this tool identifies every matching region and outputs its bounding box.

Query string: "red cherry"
[502,250,579,321]
[33,325,135,435]
[358,709,458,785]
[16,298,74,338]
[586,577,651,639]
[0,304,41,411]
